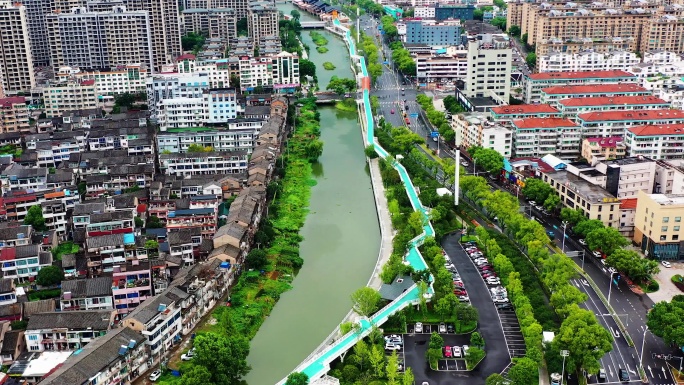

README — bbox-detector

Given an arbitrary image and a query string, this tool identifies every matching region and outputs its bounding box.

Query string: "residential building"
[619,198,637,237]
[0,326,24,365]
[159,151,249,177]
[593,157,657,198]
[157,125,261,153]
[540,84,650,104]
[625,123,684,160]
[183,8,237,42]
[43,80,99,118]
[238,55,273,91]
[414,6,435,18]
[404,20,462,46]
[39,327,148,385]
[541,169,621,228]
[553,95,670,116]
[247,1,278,44]
[83,164,155,199]
[163,228,202,265]
[156,89,239,131]
[582,137,627,165]
[0,97,30,134]
[24,310,115,352]
[0,0,35,94]
[120,291,185,363]
[0,225,32,248]
[511,118,581,158]
[85,233,144,274]
[654,160,684,194]
[640,7,684,54]
[433,4,475,20]
[7,351,73,383]
[634,190,684,260]
[537,51,641,73]
[271,51,300,92]
[577,109,684,138]
[415,51,468,87]
[489,104,560,126]
[645,78,684,110]
[0,243,52,282]
[523,70,638,104]
[46,6,154,73]
[464,34,512,105]
[60,277,114,311]
[453,113,513,157]
[146,73,209,117]
[20,0,53,67]
[0,279,16,307]
[111,261,154,316]
[55,65,149,96]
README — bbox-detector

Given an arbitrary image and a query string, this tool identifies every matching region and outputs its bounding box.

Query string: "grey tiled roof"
[73,202,106,216]
[86,233,125,250]
[89,211,133,224]
[61,277,113,298]
[22,299,56,318]
[0,278,12,293]
[214,222,246,241]
[1,330,21,355]
[167,228,200,246]
[14,244,40,259]
[0,225,30,240]
[26,310,113,330]
[40,327,145,385]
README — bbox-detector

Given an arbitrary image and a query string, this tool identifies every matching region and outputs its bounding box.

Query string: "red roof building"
[625,123,684,160]
[524,70,638,104]
[527,70,636,81]
[555,95,670,115]
[541,84,649,102]
[511,117,578,129]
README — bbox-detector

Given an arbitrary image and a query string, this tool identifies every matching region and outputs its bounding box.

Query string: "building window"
[676,217,681,222]
[660,235,667,241]
[664,217,670,223]
[662,226,668,232]
[674,235,680,241]
[675,226,681,231]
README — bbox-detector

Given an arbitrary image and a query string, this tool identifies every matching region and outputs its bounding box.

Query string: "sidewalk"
[648,261,684,303]
[367,157,395,290]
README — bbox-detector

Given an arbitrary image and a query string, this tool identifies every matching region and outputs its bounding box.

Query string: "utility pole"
[608,271,619,309]
[561,221,568,252]
[561,350,569,385]
[454,125,461,207]
[356,8,360,43]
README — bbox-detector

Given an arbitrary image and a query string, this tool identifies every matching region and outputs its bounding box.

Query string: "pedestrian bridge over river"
[274,19,436,385]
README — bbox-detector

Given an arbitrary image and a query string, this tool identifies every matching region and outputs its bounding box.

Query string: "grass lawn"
[461,235,478,243]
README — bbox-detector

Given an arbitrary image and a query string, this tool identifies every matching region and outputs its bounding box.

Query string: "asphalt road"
[460,156,678,385]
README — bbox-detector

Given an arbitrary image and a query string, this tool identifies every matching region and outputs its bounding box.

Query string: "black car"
[618,369,629,382]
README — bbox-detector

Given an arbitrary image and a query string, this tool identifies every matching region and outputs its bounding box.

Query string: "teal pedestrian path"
[275,20,435,384]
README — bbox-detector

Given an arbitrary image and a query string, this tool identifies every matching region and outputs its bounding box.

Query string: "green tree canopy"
[36,265,64,286]
[24,205,47,231]
[299,59,317,80]
[350,287,381,318]
[187,143,213,152]
[191,332,251,384]
[586,226,629,256]
[508,25,521,37]
[468,146,504,174]
[521,178,554,204]
[285,372,309,385]
[573,219,604,237]
[560,207,586,226]
[509,357,539,385]
[555,305,613,374]
[326,76,357,95]
[648,299,684,348]
[181,32,206,52]
[246,249,268,270]
[290,10,301,20]
[606,249,659,283]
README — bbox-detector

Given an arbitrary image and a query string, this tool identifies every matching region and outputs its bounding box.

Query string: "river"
[244,5,380,384]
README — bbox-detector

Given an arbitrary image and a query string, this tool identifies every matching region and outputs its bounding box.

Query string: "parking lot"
[496,308,527,358]
[437,359,467,371]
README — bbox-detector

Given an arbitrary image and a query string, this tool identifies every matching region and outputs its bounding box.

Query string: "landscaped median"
[460,175,616,383]
[156,98,323,385]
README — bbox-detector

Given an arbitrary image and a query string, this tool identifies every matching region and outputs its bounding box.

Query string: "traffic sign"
[430,131,439,138]
[410,113,419,118]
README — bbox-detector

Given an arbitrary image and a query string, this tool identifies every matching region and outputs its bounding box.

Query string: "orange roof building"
[625,123,684,160]
[523,70,638,104]
[555,95,670,115]
[490,104,559,123]
[511,118,581,158]
[576,110,684,139]
[540,84,650,103]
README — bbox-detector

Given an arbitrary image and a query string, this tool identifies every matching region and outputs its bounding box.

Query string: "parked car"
[385,335,403,345]
[439,322,447,333]
[462,345,470,356]
[662,260,672,268]
[579,239,587,245]
[529,201,537,206]
[149,370,162,382]
[608,267,617,274]
[454,281,465,288]
[181,348,195,361]
[461,161,469,167]
[453,346,462,357]
[598,369,607,382]
[481,272,496,278]
[479,265,493,271]
[458,295,470,302]
[496,303,513,310]
[385,343,401,351]
[447,324,454,333]
[486,278,501,285]
[415,322,423,333]
[493,296,509,303]
[444,346,452,358]
[593,251,603,258]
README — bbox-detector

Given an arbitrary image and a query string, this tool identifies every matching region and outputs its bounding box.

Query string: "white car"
[439,322,447,333]
[486,279,501,285]
[149,370,162,382]
[181,349,195,361]
[579,239,587,245]
[493,297,509,303]
[458,295,470,302]
[593,251,603,258]
[529,201,537,206]
[608,267,617,274]
[385,343,401,351]
[415,322,423,333]
[662,260,672,268]
[452,346,462,357]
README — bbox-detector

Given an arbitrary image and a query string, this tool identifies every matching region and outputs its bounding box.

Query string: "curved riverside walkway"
[274,20,436,384]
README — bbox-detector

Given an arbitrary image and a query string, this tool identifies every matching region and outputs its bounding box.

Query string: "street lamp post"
[561,350,569,385]
[608,271,619,307]
[561,221,568,252]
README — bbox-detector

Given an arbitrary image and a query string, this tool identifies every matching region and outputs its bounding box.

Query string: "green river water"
[244,6,381,384]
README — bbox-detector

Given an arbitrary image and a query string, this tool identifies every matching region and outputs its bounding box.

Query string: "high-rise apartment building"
[247,1,278,44]
[122,0,182,71]
[185,0,250,19]
[46,6,153,73]
[464,34,512,105]
[183,8,237,41]
[19,0,53,67]
[0,1,35,94]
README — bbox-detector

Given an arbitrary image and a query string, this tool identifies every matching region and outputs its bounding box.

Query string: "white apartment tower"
[465,34,512,105]
[183,8,237,42]
[247,1,278,44]
[0,1,35,94]
[46,6,154,73]
[19,0,53,67]
[184,0,249,19]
